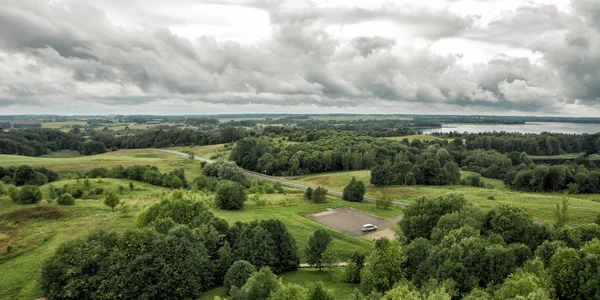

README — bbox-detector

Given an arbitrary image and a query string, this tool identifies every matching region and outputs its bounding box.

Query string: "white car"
[361,224,378,232]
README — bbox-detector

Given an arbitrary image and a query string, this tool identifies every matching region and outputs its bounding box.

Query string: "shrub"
[215,180,247,210]
[487,195,495,200]
[56,193,75,206]
[343,177,366,202]
[2,175,11,184]
[311,187,327,203]
[304,187,313,200]
[224,260,257,293]
[95,187,104,195]
[0,182,5,196]
[12,185,43,204]
[129,182,134,191]
[13,165,36,186]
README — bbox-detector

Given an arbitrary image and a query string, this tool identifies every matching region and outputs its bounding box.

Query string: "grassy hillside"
[0,175,386,299]
[286,170,600,225]
[0,149,203,179]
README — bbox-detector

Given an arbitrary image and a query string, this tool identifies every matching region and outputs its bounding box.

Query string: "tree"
[361,238,406,292]
[187,151,195,160]
[306,229,332,270]
[216,180,247,210]
[268,283,306,300]
[304,187,313,200]
[216,242,235,284]
[231,267,280,300]
[13,165,35,186]
[376,192,393,210]
[343,177,366,202]
[399,193,467,242]
[224,260,257,294]
[56,193,75,206]
[104,192,120,211]
[129,182,134,191]
[307,282,335,300]
[311,187,327,203]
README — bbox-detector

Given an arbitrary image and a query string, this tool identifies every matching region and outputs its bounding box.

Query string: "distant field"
[529,152,586,160]
[0,149,203,179]
[382,134,445,142]
[40,121,87,129]
[167,144,228,161]
[39,150,81,158]
[286,170,600,225]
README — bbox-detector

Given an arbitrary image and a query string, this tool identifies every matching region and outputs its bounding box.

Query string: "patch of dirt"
[362,228,397,241]
[307,207,402,237]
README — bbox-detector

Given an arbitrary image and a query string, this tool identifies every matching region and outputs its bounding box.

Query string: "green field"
[167,144,228,161]
[529,152,587,160]
[0,149,204,179]
[286,170,600,225]
[0,153,392,299]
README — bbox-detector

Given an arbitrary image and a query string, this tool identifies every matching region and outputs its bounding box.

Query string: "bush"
[304,187,313,200]
[215,180,247,210]
[487,195,495,200]
[13,165,36,186]
[95,187,104,195]
[224,260,257,293]
[311,187,327,203]
[12,185,43,204]
[343,177,366,202]
[56,193,75,206]
[0,182,5,196]
[596,214,600,225]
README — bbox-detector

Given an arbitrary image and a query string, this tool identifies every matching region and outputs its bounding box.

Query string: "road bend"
[157,149,411,207]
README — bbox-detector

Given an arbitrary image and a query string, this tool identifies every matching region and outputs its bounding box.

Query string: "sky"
[0,0,599,116]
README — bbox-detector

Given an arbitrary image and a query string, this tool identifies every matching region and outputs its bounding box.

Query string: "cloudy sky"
[1,0,599,115]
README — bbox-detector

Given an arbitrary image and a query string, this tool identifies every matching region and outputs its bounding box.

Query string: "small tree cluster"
[9,185,42,204]
[56,193,75,206]
[305,229,332,270]
[310,187,327,203]
[343,177,366,202]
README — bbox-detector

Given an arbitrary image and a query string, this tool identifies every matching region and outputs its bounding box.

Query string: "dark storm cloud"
[0,0,597,115]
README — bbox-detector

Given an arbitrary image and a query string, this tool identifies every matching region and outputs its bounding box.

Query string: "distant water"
[421,122,600,134]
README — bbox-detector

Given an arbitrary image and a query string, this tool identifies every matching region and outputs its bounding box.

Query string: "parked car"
[361,224,378,232]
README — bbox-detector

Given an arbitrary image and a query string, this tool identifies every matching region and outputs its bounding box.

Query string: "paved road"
[158,149,411,207]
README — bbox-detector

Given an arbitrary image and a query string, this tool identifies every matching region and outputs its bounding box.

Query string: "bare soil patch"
[307,207,402,237]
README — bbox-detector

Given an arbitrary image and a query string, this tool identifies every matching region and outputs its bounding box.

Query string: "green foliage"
[307,282,335,300]
[103,192,120,211]
[56,193,75,206]
[342,252,366,283]
[399,193,467,242]
[229,219,299,274]
[137,196,215,228]
[311,187,327,203]
[41,228,215,299]
[11,185,43,204]
[216,180,247,210]
[361,238,406,292]
[230,267,280,300]
[343,177,366,202]
[268,283,307,300]
[483,204,549,249]
[0,182,5,196]
[304,187,313,200]
[306,229,332,270]
[549,242,600,300]
[203,161,250,187]
[13,165,35,186]
[129,182,134,190]
[224,260,257,293]
[376,192,393,210]
[596,214,600,225]
[490,259,554,300]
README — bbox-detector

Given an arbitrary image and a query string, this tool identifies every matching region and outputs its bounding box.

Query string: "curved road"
[158,149,411,207]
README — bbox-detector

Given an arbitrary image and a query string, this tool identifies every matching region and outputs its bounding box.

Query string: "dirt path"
[307,207,402,237]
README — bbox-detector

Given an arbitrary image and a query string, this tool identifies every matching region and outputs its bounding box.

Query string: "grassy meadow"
[286,170,600,225]
[0,148,397,299]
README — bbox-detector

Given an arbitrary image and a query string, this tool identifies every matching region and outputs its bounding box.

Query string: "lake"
[421,122,600,134]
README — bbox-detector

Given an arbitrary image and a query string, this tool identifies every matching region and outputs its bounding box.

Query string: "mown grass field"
[167,144,228,161]
[286,170,600,225]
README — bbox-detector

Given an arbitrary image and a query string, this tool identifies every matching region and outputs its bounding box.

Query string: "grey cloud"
[352,36,396,57]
